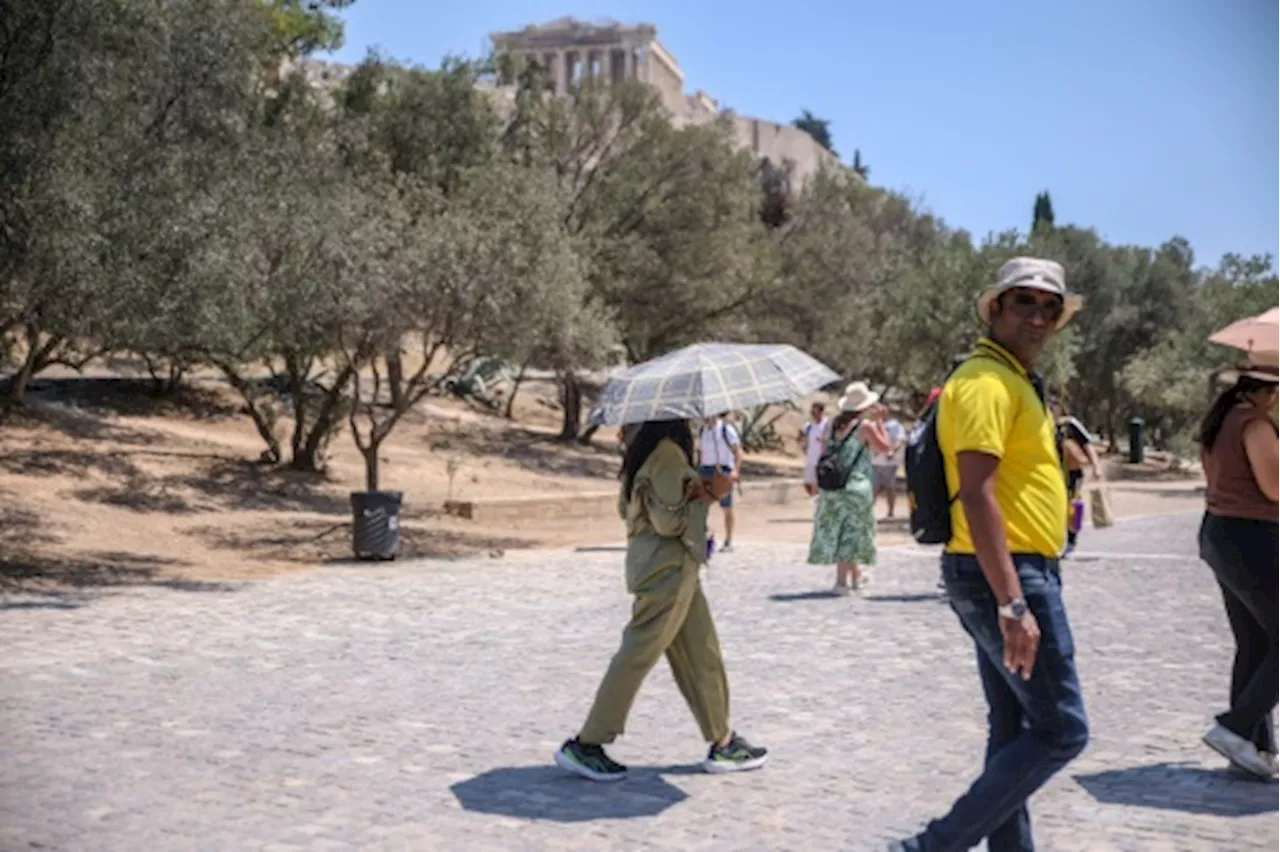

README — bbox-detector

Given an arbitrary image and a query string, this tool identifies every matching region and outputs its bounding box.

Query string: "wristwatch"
[998,598,1029,620]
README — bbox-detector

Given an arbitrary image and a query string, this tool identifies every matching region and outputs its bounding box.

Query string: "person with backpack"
[697,413,744,552]
[892,257,1089,851]
[807,382,890,595]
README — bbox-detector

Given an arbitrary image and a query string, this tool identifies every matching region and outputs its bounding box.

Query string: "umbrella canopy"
[589,342,840,427]
[1210,306,1279,358]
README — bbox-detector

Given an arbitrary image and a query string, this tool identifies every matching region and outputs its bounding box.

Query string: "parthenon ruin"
[489,18,841,185]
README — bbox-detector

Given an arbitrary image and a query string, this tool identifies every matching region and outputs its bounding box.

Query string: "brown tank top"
[1205,406,1279,523]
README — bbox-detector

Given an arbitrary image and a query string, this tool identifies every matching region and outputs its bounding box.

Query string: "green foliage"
[2,0,1272,478]
[1032,191,1055,232]
[259,0,351,58]
[792,109,835,155]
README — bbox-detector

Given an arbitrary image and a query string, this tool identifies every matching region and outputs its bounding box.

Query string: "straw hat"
[837,381,880,414]
[976,257,1083,331]
[1236,360,1279,384]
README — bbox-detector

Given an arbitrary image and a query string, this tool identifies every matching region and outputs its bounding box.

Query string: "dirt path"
[0,375,1205,593]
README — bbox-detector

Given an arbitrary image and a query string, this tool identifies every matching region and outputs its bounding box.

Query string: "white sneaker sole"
[554,748,627,782]
[702,754,768,774]
[1203,728,1275,779]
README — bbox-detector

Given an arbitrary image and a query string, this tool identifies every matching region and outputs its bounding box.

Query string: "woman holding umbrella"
[554,418,769,782]
[1197,358,1279,779]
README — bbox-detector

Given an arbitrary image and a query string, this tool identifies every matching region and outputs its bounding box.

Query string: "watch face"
[1011,601,1028,618]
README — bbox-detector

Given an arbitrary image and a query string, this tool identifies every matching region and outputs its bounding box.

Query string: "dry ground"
[0,366,1205,595]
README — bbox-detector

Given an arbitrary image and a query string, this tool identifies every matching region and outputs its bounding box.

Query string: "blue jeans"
[919,553,1089,852]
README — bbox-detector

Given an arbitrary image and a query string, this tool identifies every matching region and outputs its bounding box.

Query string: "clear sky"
[328,0,1279,269]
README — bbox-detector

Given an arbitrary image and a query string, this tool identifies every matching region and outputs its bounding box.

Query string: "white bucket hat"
[837,381,880,414]
[977,257,1083,331]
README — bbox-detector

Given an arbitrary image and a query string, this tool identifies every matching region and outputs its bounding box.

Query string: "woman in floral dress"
[807,382,890,594]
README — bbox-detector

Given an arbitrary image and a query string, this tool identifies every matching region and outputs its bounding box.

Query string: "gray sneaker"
[703,732,768,774]
[1203,723,1275,779]
[554,737,627,782]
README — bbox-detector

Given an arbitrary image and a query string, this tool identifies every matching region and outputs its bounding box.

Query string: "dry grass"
[0,367,1205,596]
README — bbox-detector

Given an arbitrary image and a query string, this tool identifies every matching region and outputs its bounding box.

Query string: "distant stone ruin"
[295,17,844,187]
[489,17,843,186]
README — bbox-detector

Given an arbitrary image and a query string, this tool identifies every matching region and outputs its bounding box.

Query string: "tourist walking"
[799,401,828,497]
[1051,399,1100,556]
[697,413,743,552]
[808,382,890,594]
[892,257,1089,851]
[554,419,767,781]
[871,403,908,518]
[1197,360,1278,780]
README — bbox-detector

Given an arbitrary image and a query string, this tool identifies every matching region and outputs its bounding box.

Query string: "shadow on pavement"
[1074,762,1278,817]
[863,593,948,604]
[450,764,693,822]
[768,590,845,602]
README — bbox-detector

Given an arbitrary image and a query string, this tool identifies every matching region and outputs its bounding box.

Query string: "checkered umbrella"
[588,343,841,427]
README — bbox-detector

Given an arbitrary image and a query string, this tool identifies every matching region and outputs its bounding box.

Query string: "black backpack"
[904,398,953,544]
[816,427,866,492]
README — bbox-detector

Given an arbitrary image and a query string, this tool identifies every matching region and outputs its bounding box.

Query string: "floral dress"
[807,427,877,565]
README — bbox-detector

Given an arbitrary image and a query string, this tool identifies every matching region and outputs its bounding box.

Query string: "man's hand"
[999,610,1040,680]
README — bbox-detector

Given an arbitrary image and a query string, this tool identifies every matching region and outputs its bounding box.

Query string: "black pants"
[1198,513,1279,753]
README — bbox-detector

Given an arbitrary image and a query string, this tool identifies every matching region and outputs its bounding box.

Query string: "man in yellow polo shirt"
[893,258,1090,852]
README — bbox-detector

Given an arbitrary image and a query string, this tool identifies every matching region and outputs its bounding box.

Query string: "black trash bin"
[350,490,402,560]
[1128,416,1145,464]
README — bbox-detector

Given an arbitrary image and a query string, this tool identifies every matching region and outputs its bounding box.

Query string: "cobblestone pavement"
[2,511,1276,851]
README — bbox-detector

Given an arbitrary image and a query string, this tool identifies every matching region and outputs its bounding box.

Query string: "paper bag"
[1089,485,1114,529]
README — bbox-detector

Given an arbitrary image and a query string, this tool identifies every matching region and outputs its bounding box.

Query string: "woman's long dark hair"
[621,419,694,502]
[1199,376,1275,451]
[830,411,858,436]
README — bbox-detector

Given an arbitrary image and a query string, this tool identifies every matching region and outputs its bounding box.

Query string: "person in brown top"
[1197,360,1279,780]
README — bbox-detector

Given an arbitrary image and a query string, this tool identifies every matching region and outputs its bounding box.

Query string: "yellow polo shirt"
[937,338,1066,556]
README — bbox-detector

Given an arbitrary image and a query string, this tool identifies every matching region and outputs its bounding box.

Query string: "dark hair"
[621,419,694,501]
[812,402,826,413]
[830,411,858,435]
[1198,376,1277,451]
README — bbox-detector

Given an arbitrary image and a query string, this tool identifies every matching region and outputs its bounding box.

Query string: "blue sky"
[328,0,1279,269]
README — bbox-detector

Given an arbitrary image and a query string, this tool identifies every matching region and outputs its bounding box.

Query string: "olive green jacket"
[619,438,710,591]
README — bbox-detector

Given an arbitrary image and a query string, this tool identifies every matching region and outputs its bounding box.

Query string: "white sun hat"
[837,381,880,414]
[976,257,1083,330]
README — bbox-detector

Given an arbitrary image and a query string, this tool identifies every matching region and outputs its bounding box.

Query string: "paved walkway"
[1,511,1276,850]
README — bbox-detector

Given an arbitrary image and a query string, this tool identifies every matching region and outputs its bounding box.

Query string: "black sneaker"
[554,737,627,782]
[703,732,768,774]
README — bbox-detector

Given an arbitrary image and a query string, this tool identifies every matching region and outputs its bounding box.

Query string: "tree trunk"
[142,354,185,394]
[1,325,60,416]
[387,350,404,410]
[361,441,380,492]
[558,370,581,441]
[291,365,354,473]
[216,363,282,464]
[286,355,308,464]
[504,358,531,419]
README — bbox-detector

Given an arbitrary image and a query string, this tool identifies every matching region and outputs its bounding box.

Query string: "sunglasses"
[1004,291,1065,323]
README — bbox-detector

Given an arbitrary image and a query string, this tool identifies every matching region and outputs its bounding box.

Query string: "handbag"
[1089,484,1114,529]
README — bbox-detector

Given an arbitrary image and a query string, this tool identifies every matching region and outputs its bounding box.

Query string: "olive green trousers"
[579,557,731,745]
